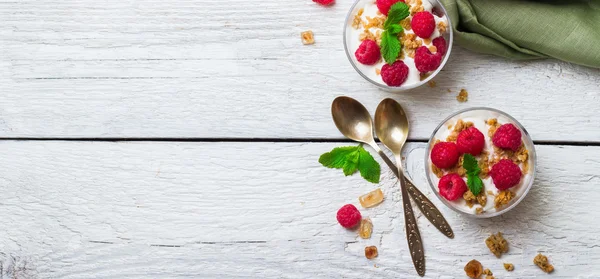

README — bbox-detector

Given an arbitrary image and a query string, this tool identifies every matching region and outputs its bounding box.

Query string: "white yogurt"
[345,0,448,88]
[427,109,535,215]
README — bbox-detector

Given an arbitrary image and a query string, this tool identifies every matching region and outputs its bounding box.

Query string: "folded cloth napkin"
[439,0,600,68]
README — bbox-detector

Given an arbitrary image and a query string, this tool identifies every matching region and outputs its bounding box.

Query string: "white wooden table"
[1,0,600,278]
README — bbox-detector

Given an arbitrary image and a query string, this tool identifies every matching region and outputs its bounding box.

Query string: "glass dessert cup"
[425,108,537,218]
[343,0,453,92]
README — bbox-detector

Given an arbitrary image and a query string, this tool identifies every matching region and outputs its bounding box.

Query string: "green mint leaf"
[462,154,480,175]
[343,149,360,176]
[381,30,401,65]
[387,23,403,35]
[467,174,483,196]
[318,145,381,183]
[318,146,359,169]
[357,146,381,183]
[384,2,410,29]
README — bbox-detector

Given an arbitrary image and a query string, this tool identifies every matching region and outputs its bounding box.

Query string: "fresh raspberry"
[414,46,442,73]
[381,61,409,87]
[376,0,404,16]
[430,141,459,169]
[432,36,447,55]
[457,127,485,156]
[336,204,362,228]
[313,0,335,6]
[438,173,467,201]
[411,11,435,38]
[354,40,381,65]
[492,123,522,151]
[490,159,522,190]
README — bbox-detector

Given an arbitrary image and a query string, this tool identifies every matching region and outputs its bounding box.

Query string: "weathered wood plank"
[1,1,599,140]
[0,141,598,277]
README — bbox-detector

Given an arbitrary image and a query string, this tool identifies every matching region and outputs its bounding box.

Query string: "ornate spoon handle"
[398,171,425,276]
[376,152,454,238]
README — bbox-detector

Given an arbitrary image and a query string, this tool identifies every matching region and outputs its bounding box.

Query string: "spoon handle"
[397,164,425,276]
[376,151,454,239]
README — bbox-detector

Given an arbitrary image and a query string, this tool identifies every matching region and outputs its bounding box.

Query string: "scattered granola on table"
[482,268,492,275]
[428,80,437,88]
[365,246,378,259]
[300,31,315,45]
[464,259,483,279]
[485,232,509,258]
[504,263,514,271]
[457,89,468,102]
[534,253,554,273]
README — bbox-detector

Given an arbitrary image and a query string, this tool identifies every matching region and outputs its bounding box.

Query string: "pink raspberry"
[381,61,409,87]
[336,204,362,228]
[313,0,335,6]
[430,141,459,169]
[432,36,447,56]
[438,173,467,201]
[457,127,485,156]
[492,123,522,151]
[414,46,442,73]
[376,0,404,15]
[411,11,435,38]
[490,159,522,190]
[355,40,381,65]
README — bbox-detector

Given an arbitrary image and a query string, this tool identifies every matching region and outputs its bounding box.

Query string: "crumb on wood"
[534,253,554,273]
[301,31,314,45]
[457,89,468,102]
[483,268,492,275]
[427,80,436,88]
[504,263,514,271]
[485,232,509,258]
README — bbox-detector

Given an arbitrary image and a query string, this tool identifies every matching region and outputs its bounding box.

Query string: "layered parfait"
[426,109,535,216]
[345,0,450,88]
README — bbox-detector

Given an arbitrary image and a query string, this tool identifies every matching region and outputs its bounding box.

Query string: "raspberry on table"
[438,173,467,201]
[313,0,335,6]
[432,36,447,55]
[381,61,409,87]
[431,141,459,169]
[411,11,436,38]
[414,46,442,73]
[490,159,522,190]
[376,0,404,16]
[457,127,485,156]
[355,40,381,65]
[336,204,362,228]
[492,123,522,151]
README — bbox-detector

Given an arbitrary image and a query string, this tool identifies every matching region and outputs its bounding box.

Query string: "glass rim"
[424,107,537,218]
[342,0,454,92]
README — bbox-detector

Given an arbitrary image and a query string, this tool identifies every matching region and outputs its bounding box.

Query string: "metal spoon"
[331,96,453,239]
[374,98,424,276]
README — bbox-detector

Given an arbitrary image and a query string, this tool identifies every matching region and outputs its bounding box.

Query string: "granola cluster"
[466,232,555,276]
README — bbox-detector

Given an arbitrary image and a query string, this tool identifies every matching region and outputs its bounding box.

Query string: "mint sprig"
[319,145,381,183]
[380,2,410,64]
[463,154,483,195]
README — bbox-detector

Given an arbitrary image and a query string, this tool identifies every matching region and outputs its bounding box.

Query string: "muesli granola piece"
[494,190,515,209]
[438,21,447,33]
[457,89,468,102]
[534,253,554,273]
[485,232,509,258]
[352,8,364,29]
[504,263,515,271]
[483,268,492,275]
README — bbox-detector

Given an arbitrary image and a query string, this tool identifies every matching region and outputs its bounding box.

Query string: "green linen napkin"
[439,0,600,68]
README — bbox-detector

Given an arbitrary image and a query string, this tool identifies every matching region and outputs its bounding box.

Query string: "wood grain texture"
[1,0,600,140]
[1,141,598,278]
